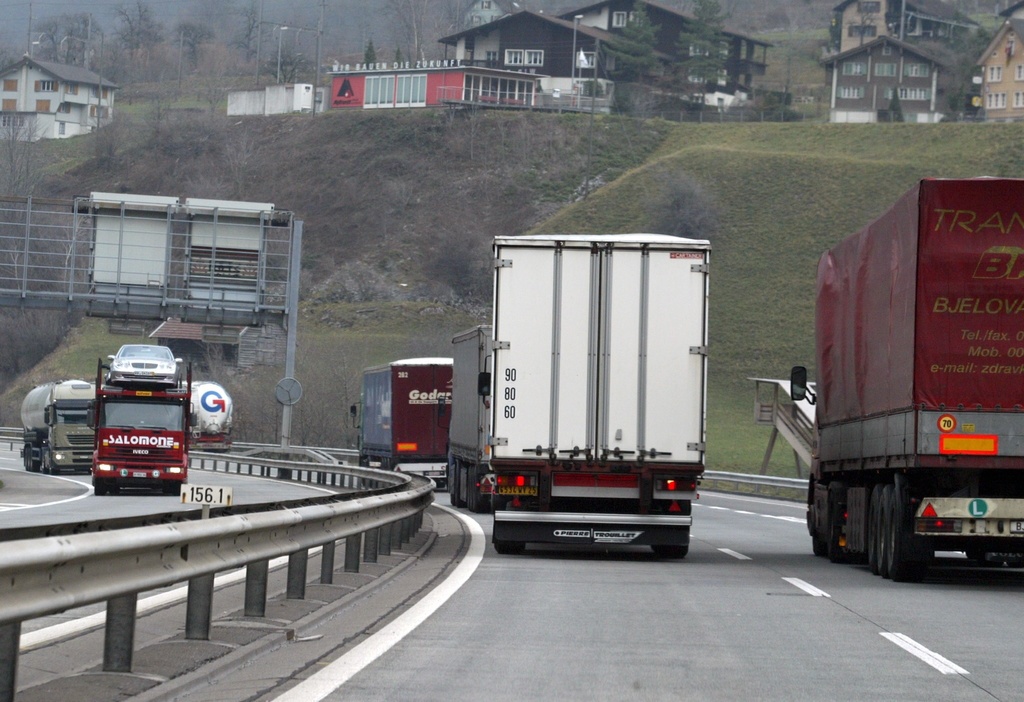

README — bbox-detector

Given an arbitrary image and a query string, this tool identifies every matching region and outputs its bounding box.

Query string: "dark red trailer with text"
[355,358,452,490]
[793,177,1024,581]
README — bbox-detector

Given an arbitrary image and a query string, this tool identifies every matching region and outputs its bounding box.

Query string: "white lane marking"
[695,503,805,524]
[782,577,831,597]
[0,467,93,510]
[271,505,484,702]
[718,548,751,560]
[881,633,969,675]
[701,492,806,509]
[763,514,805,523]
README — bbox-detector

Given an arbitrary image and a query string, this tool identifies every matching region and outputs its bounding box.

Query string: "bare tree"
[233,0,262,61]
[645,166,719,240]
[0,117,45,196]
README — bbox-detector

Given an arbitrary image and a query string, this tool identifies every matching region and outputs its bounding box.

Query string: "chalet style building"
[833,0,977,54]
[0,56,116,141]
[438,0,770,108]
[976,1,1024,121]
[823,36,946,122]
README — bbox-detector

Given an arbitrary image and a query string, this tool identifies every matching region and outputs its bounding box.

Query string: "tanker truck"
[190,381,233,452]
[21,380,96,474]
[792,177,1024,582]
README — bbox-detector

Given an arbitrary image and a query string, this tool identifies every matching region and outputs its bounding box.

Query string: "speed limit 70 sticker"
[937,414,957,433]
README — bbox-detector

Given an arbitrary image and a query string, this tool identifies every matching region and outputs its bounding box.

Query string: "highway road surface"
[3,444,1024,701]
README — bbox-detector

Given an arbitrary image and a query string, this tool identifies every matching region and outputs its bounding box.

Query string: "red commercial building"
[329,60,543,110]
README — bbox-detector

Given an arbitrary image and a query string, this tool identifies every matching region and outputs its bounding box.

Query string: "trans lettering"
[934,209,1024,235]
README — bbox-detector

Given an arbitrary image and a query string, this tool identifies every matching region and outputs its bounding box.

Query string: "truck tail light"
[917,518,961,534]
[496,473,538,488]
[396,442,418,452]
[655,477,696,492]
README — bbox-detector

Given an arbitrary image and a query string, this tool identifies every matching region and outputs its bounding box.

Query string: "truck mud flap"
[493,512,691,547]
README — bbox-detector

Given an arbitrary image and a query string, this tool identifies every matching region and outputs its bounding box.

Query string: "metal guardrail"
[0,447,433,701]
[702,470,806,501]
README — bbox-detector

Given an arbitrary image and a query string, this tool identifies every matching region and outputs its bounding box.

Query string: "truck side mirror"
[87,400,96,429]
[349,403,360,428]
[438,396,447,417]
[477,372,491,397]
[790,366,816,404]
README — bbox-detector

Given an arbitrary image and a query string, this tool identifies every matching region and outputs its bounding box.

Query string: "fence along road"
[0,448,433,702]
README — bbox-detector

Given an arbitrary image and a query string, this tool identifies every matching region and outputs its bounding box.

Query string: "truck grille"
[66,434,94,447]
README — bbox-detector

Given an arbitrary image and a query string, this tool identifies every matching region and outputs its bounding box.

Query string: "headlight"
[167,466,183,474]
[96,463,115,472]
[53,452,65,461]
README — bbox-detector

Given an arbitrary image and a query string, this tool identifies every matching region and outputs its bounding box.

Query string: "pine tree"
[364,39,377,65]
[677,0,727,105]
[604,1,660,83]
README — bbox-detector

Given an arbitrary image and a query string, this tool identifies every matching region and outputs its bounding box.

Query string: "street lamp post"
[571,15,582,108]
[276,25,288,83]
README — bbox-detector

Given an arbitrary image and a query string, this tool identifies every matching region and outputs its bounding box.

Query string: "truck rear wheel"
[888,480,927,583]
[451,462,467,508]
[867,484,884,575]
[827,482,847,563]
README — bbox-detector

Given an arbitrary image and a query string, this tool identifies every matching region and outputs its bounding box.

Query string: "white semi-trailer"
[448,325,494,513]
[488,234,710,557]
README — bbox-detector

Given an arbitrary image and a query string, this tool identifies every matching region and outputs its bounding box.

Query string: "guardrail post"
[391,520,403,548]
[245,560,269,617]
[186,573,215,639]
[320,540,336,584]
[103,593,138,672]
[364,528,379,563]
[287,550,307,599]
[0,621,20,702]
[400,515,411,545]
[379,521,392,556]
[344,533,361,572]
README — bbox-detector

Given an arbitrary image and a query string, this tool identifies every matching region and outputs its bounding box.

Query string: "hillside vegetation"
[6,111,1024,474]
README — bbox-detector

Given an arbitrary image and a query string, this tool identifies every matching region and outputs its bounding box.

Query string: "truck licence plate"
[133,471,148,478]
[497,486,537,496]
[1010,521,1024,534]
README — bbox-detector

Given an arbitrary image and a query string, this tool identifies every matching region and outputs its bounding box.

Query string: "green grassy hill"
[535,122,1024,472]
[7,116,1024,475]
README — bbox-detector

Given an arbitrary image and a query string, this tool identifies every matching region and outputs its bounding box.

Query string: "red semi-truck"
[488,234,710,557]
[92,359,192,496]
[354,358,452,490]
[792,177,1024,581]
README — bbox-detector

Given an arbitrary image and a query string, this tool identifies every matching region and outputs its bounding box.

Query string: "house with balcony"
[438,0,770,109]
[0,56,116,141]
[976,4,1024,121]
[823,35,947,122]
[833,0,977,54]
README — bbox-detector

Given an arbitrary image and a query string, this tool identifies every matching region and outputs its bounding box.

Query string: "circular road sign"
[275,377,303,406]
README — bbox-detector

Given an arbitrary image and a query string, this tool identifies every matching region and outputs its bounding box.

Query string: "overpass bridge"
[751,378,815,478]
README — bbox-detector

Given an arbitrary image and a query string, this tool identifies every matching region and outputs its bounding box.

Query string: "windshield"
[101,400,184,431]
[56,409,91,425]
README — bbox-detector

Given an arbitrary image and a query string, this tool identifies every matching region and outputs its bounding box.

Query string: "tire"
[879,484,894,579]
[889,480,927,583]
[652,544,689,559]
[493,540,524,555]
[452,463,467,508]
[867,484,884,575]
[827,482,847,563]
[812,533,828,557]
[94,480,108,496]
[163,481,182,497]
